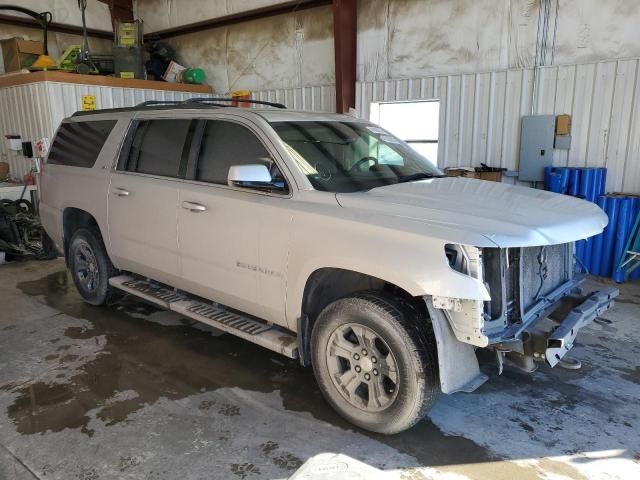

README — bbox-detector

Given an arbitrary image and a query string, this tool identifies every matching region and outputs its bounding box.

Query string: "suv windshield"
[270,121,442,193]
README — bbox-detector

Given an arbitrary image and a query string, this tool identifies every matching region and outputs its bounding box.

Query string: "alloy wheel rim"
[325,323,399,412]
[74,241,99,293]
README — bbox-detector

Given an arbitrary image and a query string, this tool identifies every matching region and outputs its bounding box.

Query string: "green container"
[182,68,205,85]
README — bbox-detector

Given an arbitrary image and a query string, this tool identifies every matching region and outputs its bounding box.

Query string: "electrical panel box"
[518,115,556,182]
[555,134,571,150]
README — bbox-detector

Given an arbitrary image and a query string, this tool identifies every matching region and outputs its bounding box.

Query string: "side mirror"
[227,164,286,191]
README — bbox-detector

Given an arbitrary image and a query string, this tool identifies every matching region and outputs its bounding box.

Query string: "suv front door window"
[194,120,288,192]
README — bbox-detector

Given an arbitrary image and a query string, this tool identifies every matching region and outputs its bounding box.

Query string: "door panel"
[178,186,259,316]
[107,118,192,286]
[178,185,291,323]
[108,173,181,285]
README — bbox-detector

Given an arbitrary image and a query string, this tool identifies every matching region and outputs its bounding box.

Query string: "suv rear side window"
[47,120,116,168]
[123,119,192,178]
[195,120,285,189]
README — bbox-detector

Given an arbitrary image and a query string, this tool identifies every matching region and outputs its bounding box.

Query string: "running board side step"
[109,275,298,359]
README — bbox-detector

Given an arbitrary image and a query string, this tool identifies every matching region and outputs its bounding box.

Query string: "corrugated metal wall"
[356,58,640,194]
[0,81,207,180]
[252,85,336,112]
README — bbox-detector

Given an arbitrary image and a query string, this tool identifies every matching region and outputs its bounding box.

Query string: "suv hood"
[335,177,608,248]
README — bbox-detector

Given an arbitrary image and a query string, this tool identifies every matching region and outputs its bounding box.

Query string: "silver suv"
[39,98,618,434]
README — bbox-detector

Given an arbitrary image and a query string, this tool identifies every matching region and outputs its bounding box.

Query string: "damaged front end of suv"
[436,242,618,378]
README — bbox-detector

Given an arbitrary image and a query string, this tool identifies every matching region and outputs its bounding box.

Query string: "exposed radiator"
[520,243,573,312]
[483,243,574,324]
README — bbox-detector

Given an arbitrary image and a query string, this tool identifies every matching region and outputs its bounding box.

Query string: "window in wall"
[369,100,440,166]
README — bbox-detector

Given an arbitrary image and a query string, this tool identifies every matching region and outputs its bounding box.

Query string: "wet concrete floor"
[0,259,638,479]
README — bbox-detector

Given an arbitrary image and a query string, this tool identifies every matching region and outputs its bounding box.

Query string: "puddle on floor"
[10,270,499,468]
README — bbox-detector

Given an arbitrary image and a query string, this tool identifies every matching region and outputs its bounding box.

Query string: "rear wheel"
[68,228,118,305]
[311,292,439,434]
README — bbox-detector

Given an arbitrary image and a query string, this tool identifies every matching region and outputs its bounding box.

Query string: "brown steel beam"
[332,0,356,113]
[144,0,331,40]
[0,14,113,39]
[97,0,134,26]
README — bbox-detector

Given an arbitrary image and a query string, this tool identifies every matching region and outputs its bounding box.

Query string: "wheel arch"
[296,267,427,366]
[62,207,105,266]
[296,268,487,397]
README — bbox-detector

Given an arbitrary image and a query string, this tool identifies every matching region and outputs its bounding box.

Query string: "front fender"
[285,211,489,328]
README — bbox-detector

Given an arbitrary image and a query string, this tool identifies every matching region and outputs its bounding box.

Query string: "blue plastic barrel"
[631,198,640,280]
[587,168,599,203]
[584,236,594,272]
[600,196,620,277]
[592,168,603,200]
[568,168,581,196]
[612,198,634,283]
[575,240,586,272]
[549,173,563,193]
[579,168,595,201]
[557,167,570,193]
[590,196,608,276]
[596,167,607,196]
[544,166,554,191]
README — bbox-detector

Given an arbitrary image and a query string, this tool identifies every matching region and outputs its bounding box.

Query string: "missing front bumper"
[494,286,619,371]
[544,287,619,367]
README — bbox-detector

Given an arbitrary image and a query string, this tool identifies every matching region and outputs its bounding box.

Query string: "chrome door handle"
[112,187,130,197]
[182,201,207,212]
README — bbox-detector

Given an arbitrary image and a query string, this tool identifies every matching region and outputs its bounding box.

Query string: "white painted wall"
[136,0,640,84]
[162,6,334,93]
[358,0,640,81]
[134,0,283,32]
[0,0,112,30]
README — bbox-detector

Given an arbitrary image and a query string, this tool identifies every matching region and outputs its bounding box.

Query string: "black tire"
[311,291,439,434]
[68,228,118,306]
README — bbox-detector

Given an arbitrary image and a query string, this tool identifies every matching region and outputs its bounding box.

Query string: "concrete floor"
[0,259,638,480]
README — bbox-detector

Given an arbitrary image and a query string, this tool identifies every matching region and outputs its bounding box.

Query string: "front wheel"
[311,292,439,434]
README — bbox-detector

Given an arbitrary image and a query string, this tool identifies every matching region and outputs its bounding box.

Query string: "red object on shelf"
[231,90,251,108]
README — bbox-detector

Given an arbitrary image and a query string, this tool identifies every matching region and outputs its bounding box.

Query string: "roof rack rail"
[184,97,287,109]
[136,100,184,107]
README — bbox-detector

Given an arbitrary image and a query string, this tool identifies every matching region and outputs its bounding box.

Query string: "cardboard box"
[163,60,186,83]
[1,38,43,72]
[444,168,503,183]
[556,114,571,135]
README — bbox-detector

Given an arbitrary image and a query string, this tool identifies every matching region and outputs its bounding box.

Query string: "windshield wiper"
[397,173,444,183]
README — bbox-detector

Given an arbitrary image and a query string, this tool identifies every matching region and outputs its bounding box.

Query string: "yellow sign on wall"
[82,95,96,111]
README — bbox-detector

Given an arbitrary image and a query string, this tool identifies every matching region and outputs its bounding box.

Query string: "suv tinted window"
[196,121,285,189]
[125,119,192,178]
[47,120,116,168]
